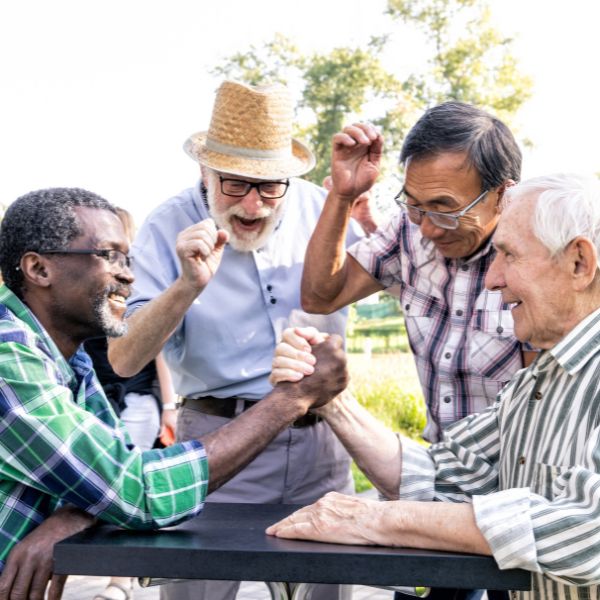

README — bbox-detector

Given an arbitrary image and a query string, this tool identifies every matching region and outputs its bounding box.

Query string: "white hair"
[502,173,600,259]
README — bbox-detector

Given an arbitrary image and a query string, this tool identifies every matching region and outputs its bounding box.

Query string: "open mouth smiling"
[233,216,264,229]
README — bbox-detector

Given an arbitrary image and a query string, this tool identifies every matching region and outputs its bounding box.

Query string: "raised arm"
[109,219,229,377]
[302,123,385,314]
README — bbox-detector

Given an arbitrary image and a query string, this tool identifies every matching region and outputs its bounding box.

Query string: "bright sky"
[1,0,599,224]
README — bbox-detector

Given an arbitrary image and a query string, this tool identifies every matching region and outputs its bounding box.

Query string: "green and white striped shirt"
[400,307,600,599]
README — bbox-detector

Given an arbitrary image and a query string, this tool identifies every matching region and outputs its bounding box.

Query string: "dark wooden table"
[54,502,530,598]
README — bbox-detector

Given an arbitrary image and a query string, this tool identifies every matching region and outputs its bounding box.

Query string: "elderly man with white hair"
[269,173,600,600]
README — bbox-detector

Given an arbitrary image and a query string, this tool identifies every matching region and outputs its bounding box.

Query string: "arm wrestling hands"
[270,326,403,497]
[0,506,95,600]
[109,219,229,376]
[204,334,349,493]
[267,327,492,555]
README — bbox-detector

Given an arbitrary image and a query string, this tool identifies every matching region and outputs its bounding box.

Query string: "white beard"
[94,294,128,338]
[205,175,283,252]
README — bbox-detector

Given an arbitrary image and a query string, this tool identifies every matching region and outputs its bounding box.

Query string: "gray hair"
[0,187,116,297]
[400,101,522,190]
[503,174,600,259]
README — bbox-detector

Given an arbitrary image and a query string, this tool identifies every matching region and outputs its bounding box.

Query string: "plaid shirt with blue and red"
[349,211,525,442]
[0,285,208,571]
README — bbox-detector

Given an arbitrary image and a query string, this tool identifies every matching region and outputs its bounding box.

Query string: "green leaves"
[210,0,531,184]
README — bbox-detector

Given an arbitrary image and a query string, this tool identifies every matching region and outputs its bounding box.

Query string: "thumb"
[215,229,230,249]
[325,333,344,350]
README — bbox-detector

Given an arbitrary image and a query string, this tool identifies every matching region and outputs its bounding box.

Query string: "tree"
[211,0,532,184]
[386,0,532,122]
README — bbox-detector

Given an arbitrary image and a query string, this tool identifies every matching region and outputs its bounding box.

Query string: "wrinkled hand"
[0,506,95,600]
[331,123,383,203]
[175,219,229,291]
[266,492,388,546]
[270,327,328,385]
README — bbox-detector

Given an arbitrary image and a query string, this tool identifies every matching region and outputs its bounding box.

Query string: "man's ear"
[19,253,53,290]
[495,180,516,212]
[565,237,598,291]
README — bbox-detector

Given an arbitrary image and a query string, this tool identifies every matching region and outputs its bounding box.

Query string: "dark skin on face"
[404,151,505,259]
[19,207,134,359]
[4,207,350,600]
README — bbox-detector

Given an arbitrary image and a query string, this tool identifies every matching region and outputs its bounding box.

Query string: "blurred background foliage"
[212,0,532,184]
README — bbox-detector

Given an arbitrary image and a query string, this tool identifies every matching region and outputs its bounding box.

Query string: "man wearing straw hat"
[109,80,363,600]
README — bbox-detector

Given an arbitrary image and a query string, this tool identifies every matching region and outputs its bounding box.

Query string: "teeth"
[108,294,126,303]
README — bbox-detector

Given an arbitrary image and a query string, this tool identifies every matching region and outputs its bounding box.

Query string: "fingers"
[270,327,330,385]
[215,228,230,249]
[281,326,328,349]
[265,493,347,539]
[269,340,317,385]
[0,558,48,600]
[0,560,17,600]
[47,575,67,600]
[318,333,344,351]
[177,219,228,261]
[333,122,381,149]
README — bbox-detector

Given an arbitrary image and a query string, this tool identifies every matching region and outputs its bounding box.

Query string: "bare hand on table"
[266,491,391,546]
[0,505,95,600]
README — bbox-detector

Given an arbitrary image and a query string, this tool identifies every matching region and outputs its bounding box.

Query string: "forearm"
[302,192,356,313]
[380,501,491,555]
[203,384,311,493]
[156,352,176,403]
[44,504,97,534]
[320,393,402,498]
[109,277,200,376]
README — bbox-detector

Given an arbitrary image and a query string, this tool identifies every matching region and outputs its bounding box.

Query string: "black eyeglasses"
[39,249,132,270]
[219,176,290,200]
[394,189,490,230]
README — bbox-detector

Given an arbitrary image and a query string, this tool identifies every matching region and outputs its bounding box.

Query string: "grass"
[346,352,427,492]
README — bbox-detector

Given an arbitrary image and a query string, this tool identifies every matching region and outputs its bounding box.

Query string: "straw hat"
[184,80,315,180]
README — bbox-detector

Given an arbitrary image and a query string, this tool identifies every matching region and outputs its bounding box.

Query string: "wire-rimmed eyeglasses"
[394,188,490,230]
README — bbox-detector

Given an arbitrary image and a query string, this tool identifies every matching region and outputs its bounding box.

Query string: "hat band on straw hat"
[205,138,291,160]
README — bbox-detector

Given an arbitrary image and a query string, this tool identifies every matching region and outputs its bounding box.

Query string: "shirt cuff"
[473,488,541,573]
[399,435,437,501]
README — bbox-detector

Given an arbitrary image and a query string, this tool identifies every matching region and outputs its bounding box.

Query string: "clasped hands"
[268,326,387,545]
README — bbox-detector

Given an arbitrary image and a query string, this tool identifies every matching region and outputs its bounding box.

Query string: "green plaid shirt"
[0,285,208,571]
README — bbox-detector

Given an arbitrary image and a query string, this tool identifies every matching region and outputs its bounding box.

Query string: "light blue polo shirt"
[128,178,361,400]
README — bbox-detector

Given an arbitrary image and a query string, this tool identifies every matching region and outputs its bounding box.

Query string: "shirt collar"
[549,306,600,374]
[0,284,84,384]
